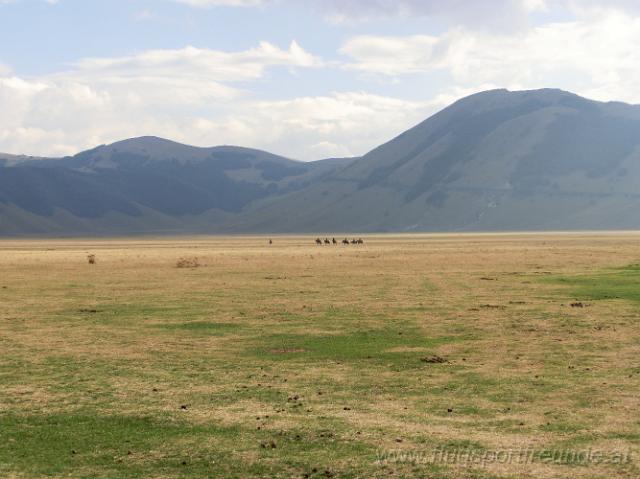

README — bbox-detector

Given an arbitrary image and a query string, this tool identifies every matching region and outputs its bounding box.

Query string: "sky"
[1,0,640,160]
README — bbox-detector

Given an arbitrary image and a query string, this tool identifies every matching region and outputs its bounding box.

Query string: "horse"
[315,238,322,245]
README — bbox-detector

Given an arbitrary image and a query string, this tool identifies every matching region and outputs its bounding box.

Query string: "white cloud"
[179,92,436,160]
[340,35,439,75]
[72,41,319,83]
[0,42,431,161]
[341,10,640,104]
[0,41,328,157]
[0,54,434,159]
[564,0,640,15]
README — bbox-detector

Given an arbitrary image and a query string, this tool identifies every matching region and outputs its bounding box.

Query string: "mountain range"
[3,88,640,236]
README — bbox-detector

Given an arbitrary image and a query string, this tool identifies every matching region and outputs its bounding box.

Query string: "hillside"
[0,137,351,235]
[3,89,640,235]
[233,89,640,232]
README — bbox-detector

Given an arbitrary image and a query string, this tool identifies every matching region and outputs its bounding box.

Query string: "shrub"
[176,257,199,268]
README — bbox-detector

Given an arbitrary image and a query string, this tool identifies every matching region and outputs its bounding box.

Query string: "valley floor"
[0,233,639,478]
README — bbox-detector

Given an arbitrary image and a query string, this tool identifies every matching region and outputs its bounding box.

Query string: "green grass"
[153,321,241,334]
[0,413,232,478]
[0,413,381,478]
[255,325,458,365]
[543,264,640,303]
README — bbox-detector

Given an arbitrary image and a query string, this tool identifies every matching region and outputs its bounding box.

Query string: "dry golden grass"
[0,233,639,478]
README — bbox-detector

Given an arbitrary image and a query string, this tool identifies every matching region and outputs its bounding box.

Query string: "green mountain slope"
[233,89,640,232]
[0,137,351,235]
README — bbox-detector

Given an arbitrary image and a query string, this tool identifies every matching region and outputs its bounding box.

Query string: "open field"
[0,233,639,478]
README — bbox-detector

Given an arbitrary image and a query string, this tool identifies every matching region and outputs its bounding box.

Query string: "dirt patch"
[420,355,448,364]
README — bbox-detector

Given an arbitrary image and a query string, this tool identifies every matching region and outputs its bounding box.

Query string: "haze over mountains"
[2,88,640,236]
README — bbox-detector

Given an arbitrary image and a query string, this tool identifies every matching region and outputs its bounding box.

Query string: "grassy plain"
[0,233,639,478]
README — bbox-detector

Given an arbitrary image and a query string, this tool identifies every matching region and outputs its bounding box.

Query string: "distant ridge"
[3,88,640,235]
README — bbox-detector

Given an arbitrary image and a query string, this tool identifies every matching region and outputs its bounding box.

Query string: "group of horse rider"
[315,237,364,245]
